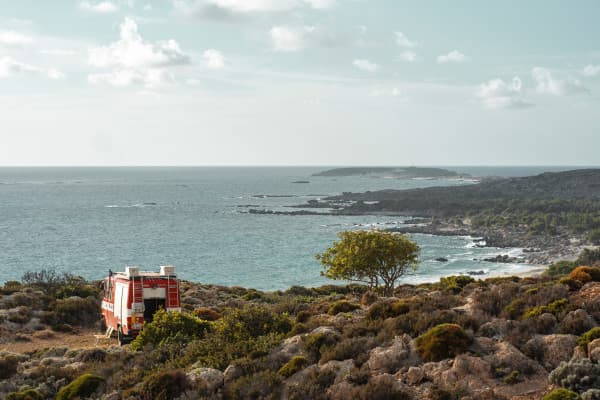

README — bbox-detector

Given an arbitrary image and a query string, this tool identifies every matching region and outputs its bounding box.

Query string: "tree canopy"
[317,230,420,296]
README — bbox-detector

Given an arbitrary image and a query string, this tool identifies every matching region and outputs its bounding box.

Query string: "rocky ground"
[1,263,599,399]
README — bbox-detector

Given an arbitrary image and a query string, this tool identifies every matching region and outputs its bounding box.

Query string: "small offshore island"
[0,169,599,400]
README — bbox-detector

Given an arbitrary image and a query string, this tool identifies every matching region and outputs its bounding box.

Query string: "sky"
[0,0,599,166]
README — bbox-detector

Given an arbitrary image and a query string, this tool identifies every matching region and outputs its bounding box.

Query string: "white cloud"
[0,56,63,79]
[88,68,175,89]
[437,50,467,64]
[89,18,190,69]
[174,0,334,20]
[270,26,308,52]
[352,59,379,72]
[398,51,416,63]
[395,32,416,48]
[88,18,190,88]
[0,30,34,47]
[476,76,531,110]
[203,49,225,69]
[303,0,336,9]
[79,1,119,14]
[582,64,600,78]
[532,67,587,96]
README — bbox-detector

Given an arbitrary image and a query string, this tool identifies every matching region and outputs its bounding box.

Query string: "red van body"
[101,265,181,344]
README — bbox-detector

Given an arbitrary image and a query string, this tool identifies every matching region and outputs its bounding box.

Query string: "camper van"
[100,265,181,345]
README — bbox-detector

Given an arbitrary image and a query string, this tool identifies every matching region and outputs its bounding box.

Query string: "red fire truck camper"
[100,265,181,345]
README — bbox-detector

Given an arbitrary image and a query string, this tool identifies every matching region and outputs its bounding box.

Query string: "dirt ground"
[0,328,119,354]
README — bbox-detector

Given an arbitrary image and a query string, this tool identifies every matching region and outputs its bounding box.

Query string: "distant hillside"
[313,166,465,178]
[319,169,600,238]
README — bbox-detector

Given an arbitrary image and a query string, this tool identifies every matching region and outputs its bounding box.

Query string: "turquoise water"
[0,167,575,290]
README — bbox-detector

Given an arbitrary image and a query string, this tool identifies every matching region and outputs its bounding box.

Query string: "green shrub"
[504,298,527,320]
[226,370,282,400]
[0,355,19,379]
[367,300,409,320]
[320,336,375,365]
[278,356,308,377]
[56,373,105,400]
[296,310,312,323]
[131,309,212,351]
[53,296,100,327]
[545,261,577,277]
[136,370,190,400]
[180,306,291,370]
[542,388,580,400]
[578,327,600,351]
[6,389,44,400]
[522,298,569,320]
[559,277,583,291]
[415,323,472,362]
[303,331,340,362]
[440,275,475,293]
[503,370,522,384]
[287,368,336,400]
[328,300,360,315]
[576,248,600,267]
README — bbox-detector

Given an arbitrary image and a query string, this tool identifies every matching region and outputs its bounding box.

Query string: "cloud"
[79,1,119,14]
[0,30,34,47]
[476,76,532,110]
[203,49,225,69]
[582,64,600,78]
[270,26,309,52]
[532,67,587,96]
[395,32,417,48]
[398,51,416,63]
[0,56,64,79]
[353,59,379,72]
[88,69,175,88]
[88,18,190,88]
[174,0,334,20]
[437,50,467,64]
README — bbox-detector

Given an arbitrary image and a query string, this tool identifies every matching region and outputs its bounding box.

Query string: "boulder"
[223,364,243,384]
[365,334,418,373]
[405,366,424,385]
[589,338,600,362]
[187,367,224,393]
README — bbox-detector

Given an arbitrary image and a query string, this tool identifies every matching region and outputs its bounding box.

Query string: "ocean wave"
[104,202,157,208]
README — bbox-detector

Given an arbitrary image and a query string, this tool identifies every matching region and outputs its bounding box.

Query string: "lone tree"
[317,230,420,296]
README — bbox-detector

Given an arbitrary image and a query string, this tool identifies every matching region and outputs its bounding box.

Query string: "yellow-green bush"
[131,309,212,351]
[328,300,360,315]
[278,356,308,377]
[415,323,471,362]
[56,373,105,400]
[440,275,475,293]
[578,327,600,351]
[542,388,580,400]
[522,298,569,320]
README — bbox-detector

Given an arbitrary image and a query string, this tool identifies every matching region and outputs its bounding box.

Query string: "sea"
[0,166,583,290]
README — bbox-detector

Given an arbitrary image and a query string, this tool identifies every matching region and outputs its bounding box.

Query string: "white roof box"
[160,265,176,276]
[126,266,140,277]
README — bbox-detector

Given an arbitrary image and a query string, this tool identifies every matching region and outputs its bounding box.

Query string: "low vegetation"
[0,251,599,399]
